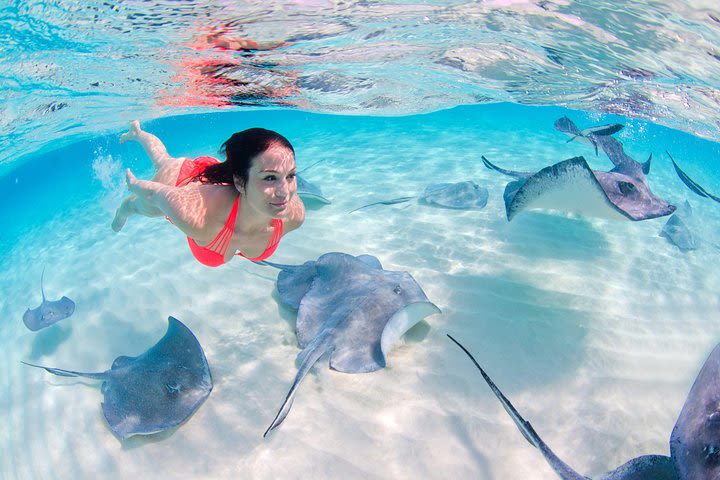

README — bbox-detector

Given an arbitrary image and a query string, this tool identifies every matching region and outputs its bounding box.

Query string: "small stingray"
[259,252,441,436]
[482,118,673,221]
[660,201,698,252]
[555,117,650,176]
[296,174,330,204]
[23,316,212,440]
[555,117,624,156]
[23,267,75,331]
[448,334,720,480]
[667,151,720,204]
[349,181,488,213]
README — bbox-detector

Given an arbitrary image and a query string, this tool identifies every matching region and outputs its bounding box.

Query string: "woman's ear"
[233,175,244,193]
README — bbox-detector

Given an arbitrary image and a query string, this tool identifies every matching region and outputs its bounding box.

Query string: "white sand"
[2,108,719,479]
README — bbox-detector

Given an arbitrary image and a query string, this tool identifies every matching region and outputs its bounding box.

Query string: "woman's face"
[237,143,297,219]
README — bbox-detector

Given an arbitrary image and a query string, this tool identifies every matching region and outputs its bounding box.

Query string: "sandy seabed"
[2,108,719,479]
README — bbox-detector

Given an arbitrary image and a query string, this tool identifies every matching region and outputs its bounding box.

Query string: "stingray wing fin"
[597,455,678,480]
[670,342,720,480]
[504,157,628,221]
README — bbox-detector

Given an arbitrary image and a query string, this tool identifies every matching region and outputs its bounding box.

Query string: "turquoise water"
[3,103,720,479]
[3,1,720,478]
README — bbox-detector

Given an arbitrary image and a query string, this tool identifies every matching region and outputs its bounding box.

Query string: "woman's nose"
[276,180,290,197]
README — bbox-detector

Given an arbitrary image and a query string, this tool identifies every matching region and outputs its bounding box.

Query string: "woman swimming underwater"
[112,121,305,267]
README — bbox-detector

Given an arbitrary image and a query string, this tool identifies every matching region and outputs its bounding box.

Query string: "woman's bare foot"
[125,168,157,202]
[111,196,133,232]
[120,120,142,144]
[126,167,138,187]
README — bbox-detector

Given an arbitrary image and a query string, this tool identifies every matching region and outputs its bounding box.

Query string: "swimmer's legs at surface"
[120,120,182,175]
[114,120,187,231]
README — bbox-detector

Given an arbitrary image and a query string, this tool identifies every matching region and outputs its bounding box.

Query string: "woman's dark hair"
[192,128,294,189]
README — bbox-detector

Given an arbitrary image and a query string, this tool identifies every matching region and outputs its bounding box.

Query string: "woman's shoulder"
[283,195,306,233]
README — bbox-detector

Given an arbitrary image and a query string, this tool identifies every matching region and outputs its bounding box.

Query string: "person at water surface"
[112,121,305,267]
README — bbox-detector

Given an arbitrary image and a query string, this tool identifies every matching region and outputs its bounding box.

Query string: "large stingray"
[349,181,489,213]
[448,334,720,480]
[259,252,441,436]
[23,316,212,440]
[667,151,720,204]
[23,268,75,331]
[481,117,674,221]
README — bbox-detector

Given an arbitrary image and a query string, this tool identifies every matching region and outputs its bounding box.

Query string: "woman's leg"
[111,194,165,232]
[120,120,176,170]
[121,120,187,186]
[121,169,204,237]
[114,121,187,230]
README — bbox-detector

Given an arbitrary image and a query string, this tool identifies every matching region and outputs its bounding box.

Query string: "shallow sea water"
[2,104,720,479]
[3,2,720,478]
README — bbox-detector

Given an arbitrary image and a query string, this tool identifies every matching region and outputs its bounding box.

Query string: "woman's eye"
[288,173,296,180]
[264,175,277,182]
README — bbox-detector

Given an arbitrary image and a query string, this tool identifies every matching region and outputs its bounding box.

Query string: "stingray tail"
[21,361,107,380]
[40,266,46,301]
[298,158,326,174]
[446,334,588,480]
[446,335,540,447]
[255,259,292,270]
[481,156,532,179]
[667,151,720,203]
[264,333,333,437]
[348,196,415,214]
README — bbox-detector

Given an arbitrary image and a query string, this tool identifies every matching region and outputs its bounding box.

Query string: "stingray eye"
[393,284,403,295]
[618,181,636,196]
[707,411,720,429]
[704,445,720,466]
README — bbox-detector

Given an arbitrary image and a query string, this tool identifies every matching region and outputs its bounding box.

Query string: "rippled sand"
[2,106,719,479]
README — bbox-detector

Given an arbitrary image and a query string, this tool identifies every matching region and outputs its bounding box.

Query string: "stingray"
[259,252,441,436]
[660,201,698,252]
[23,267,75,331]
[296,174,330,204]
[481,118,673,221]
[554,116,651,176]
[555,117,624,156]
[23,316,212,440]
[667,151,720,204]
[448,334,720,480]
[349,181,489,213]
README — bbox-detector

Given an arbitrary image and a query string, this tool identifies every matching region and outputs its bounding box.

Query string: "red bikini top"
[174,156,284,267]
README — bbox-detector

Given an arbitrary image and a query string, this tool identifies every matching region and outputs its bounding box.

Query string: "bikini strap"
[236,218,284,261]
[202,195,240,257]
